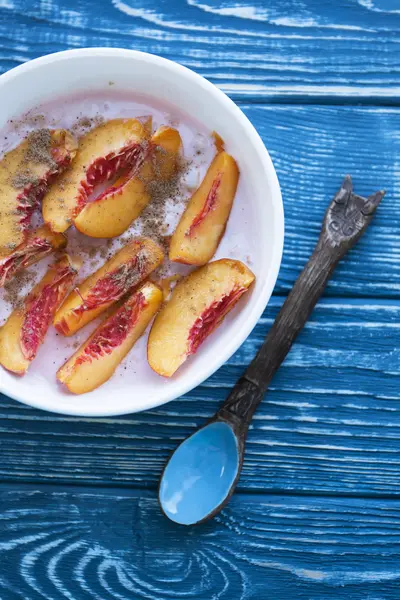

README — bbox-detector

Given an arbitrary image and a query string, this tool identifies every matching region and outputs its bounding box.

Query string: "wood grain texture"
[222,176,384,429]
[0,2,399,596]
[1,487,400,599]
[1,297,400,496]
[0,106,396,497]
[6,103,394,300]
[0,0,400,101]
[217,173,384,493]
[241,104,399,296]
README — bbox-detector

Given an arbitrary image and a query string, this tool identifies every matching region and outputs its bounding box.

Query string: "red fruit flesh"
[0,238,52,287]
[76,292,146,366]
[21,266,76,361]
[187,286,246,355]
[17,149,73,236]
[91,169,134,204]
[75,143,148,216]
[186,173,222,237]
[72,254,145,318]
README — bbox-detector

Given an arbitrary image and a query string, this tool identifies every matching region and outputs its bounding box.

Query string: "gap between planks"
[2,481,400,502]
[239,97,400,107]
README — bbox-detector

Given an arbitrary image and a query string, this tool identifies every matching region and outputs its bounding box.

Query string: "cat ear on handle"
[332,174,384,214]
[322,175,385,251]
[362,189,385,216]
[333,174,353,205]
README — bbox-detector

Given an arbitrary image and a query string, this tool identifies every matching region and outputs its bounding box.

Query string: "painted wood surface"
[243,104,400,296]
[1,297,400,496]
[2,487,400,600]
[0,0,400,101]
[1,0,400,598]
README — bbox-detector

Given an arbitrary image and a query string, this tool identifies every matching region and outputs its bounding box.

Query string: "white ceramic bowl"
[0,48,283,416]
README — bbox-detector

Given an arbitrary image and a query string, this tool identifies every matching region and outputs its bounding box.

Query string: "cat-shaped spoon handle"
[159,177,384,526]
[217,176,384,436]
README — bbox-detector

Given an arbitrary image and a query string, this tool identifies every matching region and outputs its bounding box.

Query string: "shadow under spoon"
[159,176,385,525]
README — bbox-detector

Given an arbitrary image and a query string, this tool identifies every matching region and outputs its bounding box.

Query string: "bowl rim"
[0,48,284,416]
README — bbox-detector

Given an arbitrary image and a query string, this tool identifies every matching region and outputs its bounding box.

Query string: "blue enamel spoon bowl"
[159,177,384,525]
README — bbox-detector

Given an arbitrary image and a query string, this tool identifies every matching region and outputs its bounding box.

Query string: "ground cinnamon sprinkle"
[3,269,37,309]
[11,169,39,189]
[27,114,46,127]
[76,117,92,129]
[7,113,46,134]
[0,114,206,328]
[139,155,191,245]
[71,114,105,137]
[99,244,110,259]
[10,128,56,189]
[70,235,109,263]
[25,129,56,168]
[85,246,98,259]
[0,128,59,310]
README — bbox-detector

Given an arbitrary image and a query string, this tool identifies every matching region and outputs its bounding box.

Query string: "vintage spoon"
[159,176,384,525]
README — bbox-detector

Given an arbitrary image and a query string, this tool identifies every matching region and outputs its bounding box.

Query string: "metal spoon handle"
[218,176,384,431]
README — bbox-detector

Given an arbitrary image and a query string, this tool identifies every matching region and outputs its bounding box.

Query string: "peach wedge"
[169,151,239,265]
[73,172,149,239]
[42,118,151,233]
[0,128,77,256]
[0,254,81,374]
[0,225,66,287]
[57,282,163,394]
[148,258,255,377]
[151,125,182,180]
[73,126,182,238]
[54,237,164,336]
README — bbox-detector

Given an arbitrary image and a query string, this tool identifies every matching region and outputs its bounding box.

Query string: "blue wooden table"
[1,1,400,598]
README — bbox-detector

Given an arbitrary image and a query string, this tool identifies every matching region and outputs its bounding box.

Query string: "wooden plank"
[1,297,400,496]
[0,0,400,100]
[1,486,399,599]
[0,102,397,297]
[242,104,400,296]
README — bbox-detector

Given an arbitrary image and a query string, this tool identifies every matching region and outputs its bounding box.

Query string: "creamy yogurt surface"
[0,90,255,395]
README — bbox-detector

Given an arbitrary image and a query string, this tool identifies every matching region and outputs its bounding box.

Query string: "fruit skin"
[0,129,77,256]
[54,237,164,336]
[0,254,81,375]
[57,282,163,394]
[0,225,67,287]
[148,258,255,377]
[73,126,182,239]
[42,118,150,233]
[169,151,239,266]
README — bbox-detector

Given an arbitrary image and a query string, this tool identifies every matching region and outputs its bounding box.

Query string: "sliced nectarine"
[147,258,255,377]
[54,237,164,336]
[42,118,151,233]
[0,225,66,288]
[73,172,149,238]
[151,126,182,180]
[0,128,77,256]
[0,254,81,374]
[169,151,239,265]
[73,125,182,238]
[57,282,163,394]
